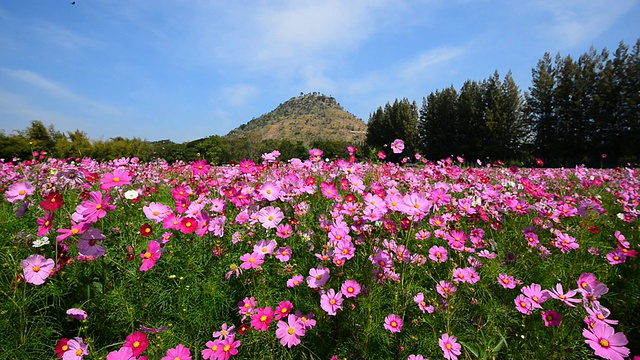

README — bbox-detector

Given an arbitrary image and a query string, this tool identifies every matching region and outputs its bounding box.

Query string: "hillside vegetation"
[226,93,367,144]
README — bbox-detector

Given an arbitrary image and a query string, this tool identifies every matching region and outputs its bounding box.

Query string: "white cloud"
[33,22,102,51]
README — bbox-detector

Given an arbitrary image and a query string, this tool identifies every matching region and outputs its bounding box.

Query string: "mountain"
[225,93,367,144]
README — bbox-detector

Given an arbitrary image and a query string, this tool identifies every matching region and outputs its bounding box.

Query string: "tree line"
[366,39,640,167]
[0,120,355,164]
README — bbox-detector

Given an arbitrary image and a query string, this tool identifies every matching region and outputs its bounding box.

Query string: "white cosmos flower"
[32,236,50,248]
[124,190,139,200]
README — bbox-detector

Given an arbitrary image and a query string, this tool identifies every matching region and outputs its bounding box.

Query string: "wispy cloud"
[1,68,121,115]
[33,22,102,51]
[399,47,465,81]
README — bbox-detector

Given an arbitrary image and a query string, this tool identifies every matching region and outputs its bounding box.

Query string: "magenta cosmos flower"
[251,307,274,331]
[307,265,330,288]
[213,336,240,360]
[21,254,55,285]
[123,331,149,357]
[140,240,161,272]
[275,300,294,320]
[383,314,403,333]
[582,322,629,360]
[276,314,306,348]
[439,333,462,360]
[161,344,191,360]
[541,309,561,327]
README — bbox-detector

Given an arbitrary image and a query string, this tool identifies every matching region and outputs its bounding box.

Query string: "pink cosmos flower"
[100,168,131,190]
[5,181,35,203]
[37,211,54,236]
[294,311,317,330]
[106,347,135,360]
[239,252,264,270]
[259,181,281,201]
[275,246,292,262]
[276,314,305,348]
[320,288,343,316]
[212,323,235,340]
[251,307,274,331]
[541,309,561,327]
[201,339,221,360]
[254,239,276,256]
[140,240,162,272]
[123,331,149,357]
[545,283,581,307]
[390,139,405,154]
[21,254,55,285]
[606,249,627,265]
[307,265,330,288]
[276,223,293,239]
[437,280,456,297]
[143,202,172,223]
[514,294,534,315]
[287,275,304,288]
[341,279,361,298]
[521,283,550,309]
[429,245,448,263]
[383,314,403,333]
[408,355,425,360]
[497,274,516,289]
[56,220,90,242]
[213,336,240,360]
[582,322,630,360]
[66,308,87,321]
[238,297,257,318]
[161,344,191,360]
[78,191,115,223]
[275,300,294,320]
[413,292,434,313]
[439,333,462,360]
[63,337,88,360]
[257,206,284,229]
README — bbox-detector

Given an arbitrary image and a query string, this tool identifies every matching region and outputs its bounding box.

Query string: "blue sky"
[1,1,638,143]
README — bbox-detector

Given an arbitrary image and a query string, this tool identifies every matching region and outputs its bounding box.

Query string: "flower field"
[1,148,639,359]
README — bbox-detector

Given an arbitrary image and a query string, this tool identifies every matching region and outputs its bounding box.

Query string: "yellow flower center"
[153,211,159,216]
[281,308,288,313]
[62,345,68,351]
[391,321,397,327]
[249,257,255,263]
[316,275,322,280]
[113,177,120,182]
[71,229,79,235]
[446,344,452,350]
[288,327,295,335]
[260,315,267,322]
[32,265,40,272]
[76,349,83,356]
[347,287,354,293]
[19,190,25,195]
[329,299,336,305]
[599,339,609,347]
[144,252,152,259]
[223,345,231,352]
